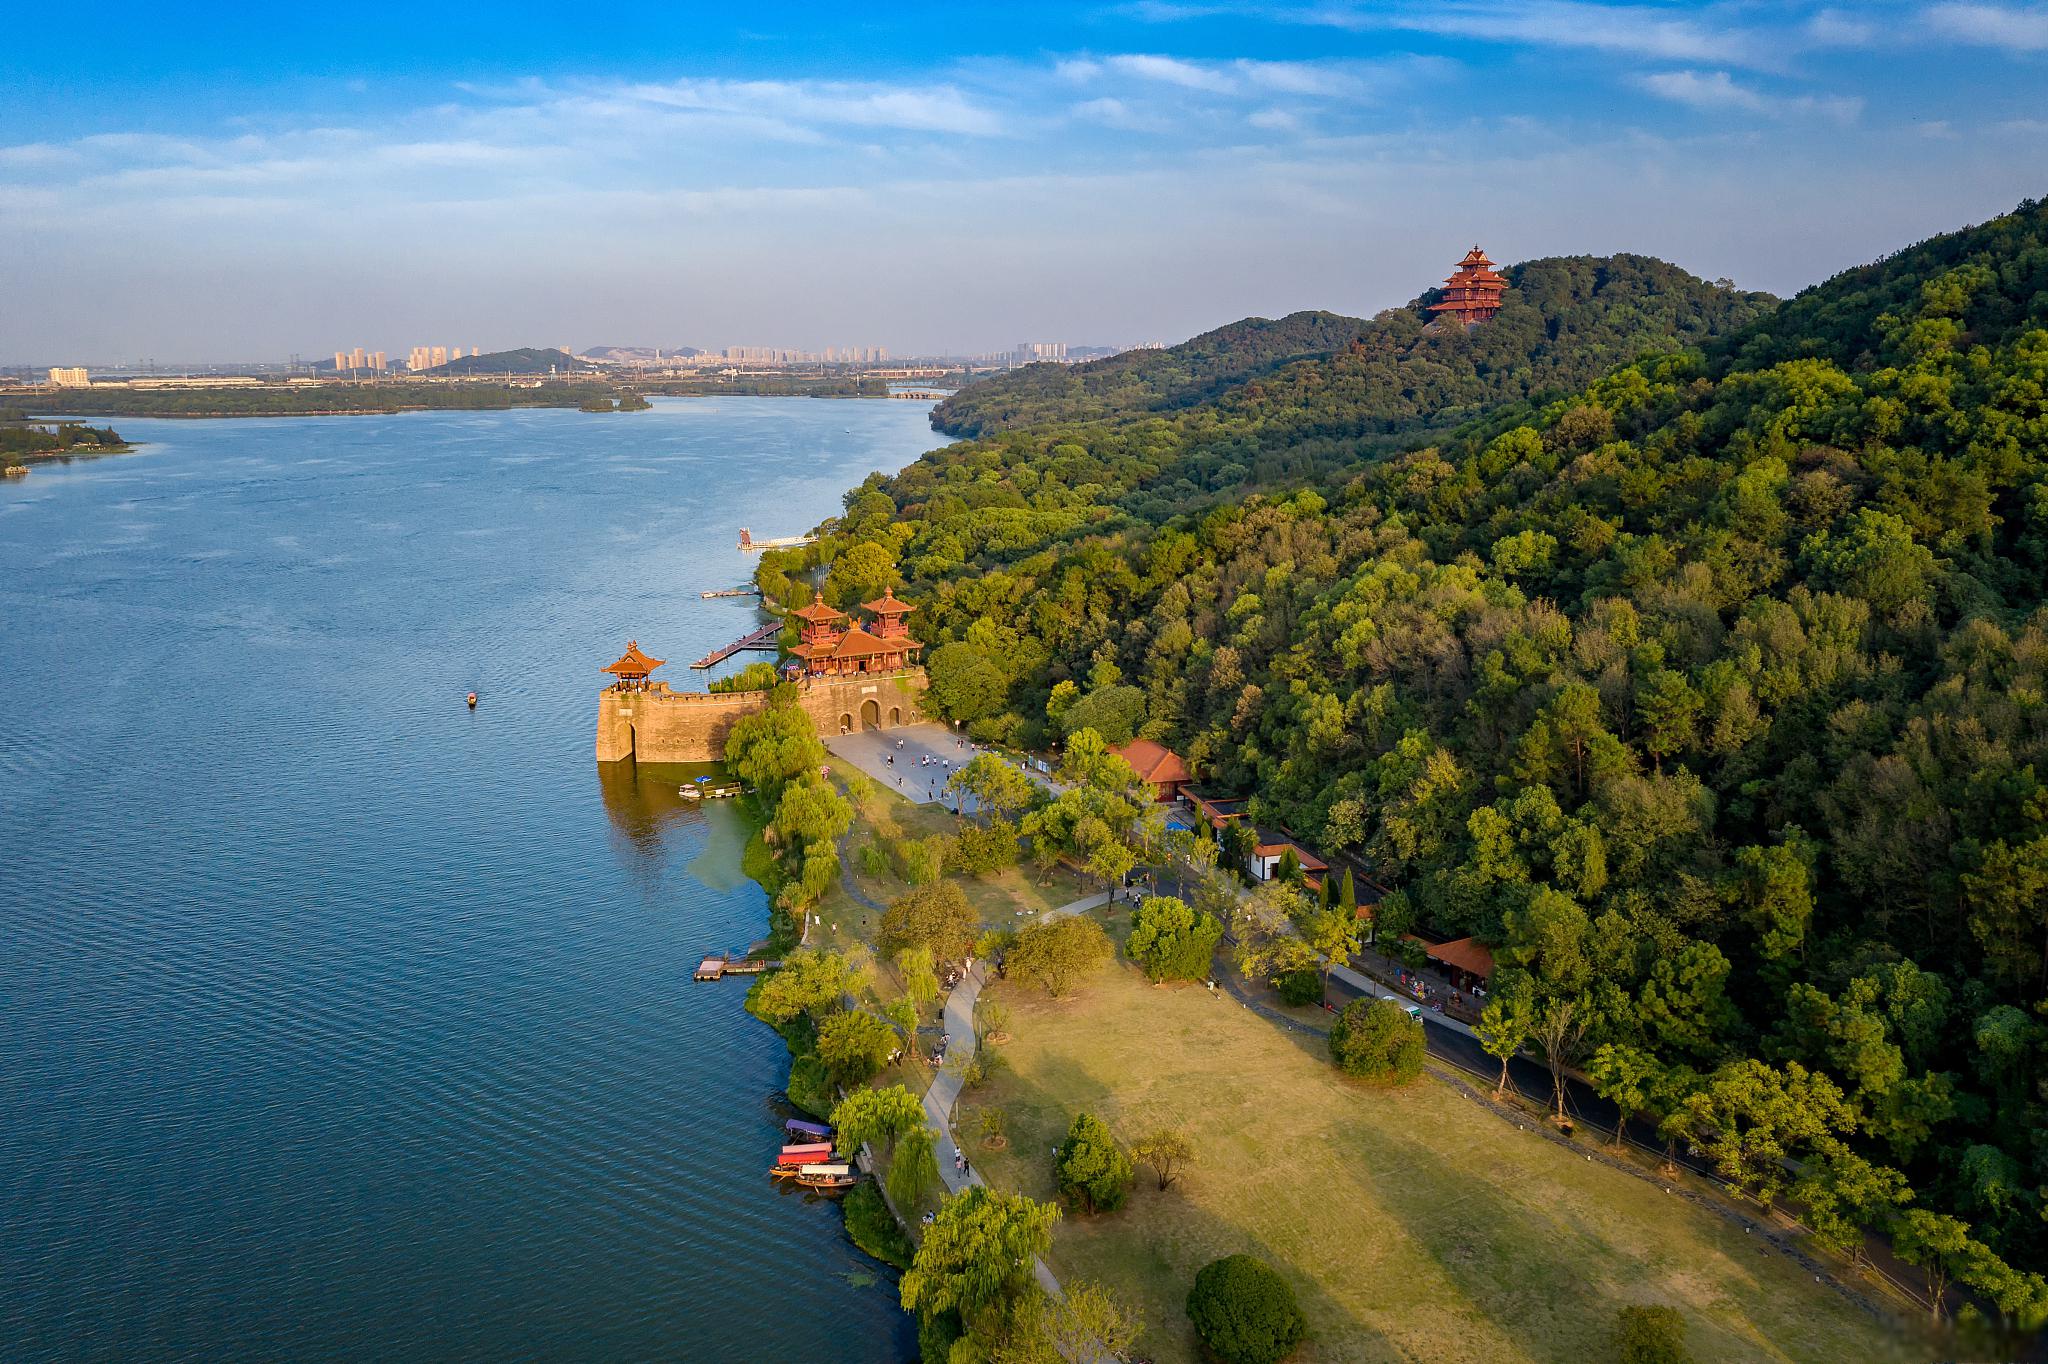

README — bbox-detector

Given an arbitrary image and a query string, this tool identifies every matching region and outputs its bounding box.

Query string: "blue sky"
[3,1,2046,364]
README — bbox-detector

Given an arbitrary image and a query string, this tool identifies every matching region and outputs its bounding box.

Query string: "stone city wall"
[595,669,929,764]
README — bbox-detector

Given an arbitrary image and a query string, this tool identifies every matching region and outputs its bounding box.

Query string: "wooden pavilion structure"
[1428,247,1507,325]
[602,640,665,691]
[786,587,923,677]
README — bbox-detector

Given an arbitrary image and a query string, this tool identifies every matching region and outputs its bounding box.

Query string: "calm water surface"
[0,399,937,1361]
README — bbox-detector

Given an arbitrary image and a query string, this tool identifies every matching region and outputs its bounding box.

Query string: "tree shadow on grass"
[1331,1101,1896,1364]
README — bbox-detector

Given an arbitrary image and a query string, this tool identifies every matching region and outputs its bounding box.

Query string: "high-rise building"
[48,366,90,387]
[431,346,448,368]
[350,347,367,370]
[1014,342,1067,363]
[371,351,386,372]
[334,350,348,371]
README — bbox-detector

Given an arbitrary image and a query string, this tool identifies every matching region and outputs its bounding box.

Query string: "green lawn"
[956,937,1927,1364]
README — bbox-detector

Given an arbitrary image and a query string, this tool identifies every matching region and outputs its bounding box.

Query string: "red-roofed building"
[1247,829,1328,884]
[788,588,922,676]
[602,640,665,690]
[1405,934,1496,988]
[1111,738,1191,802]
[1428,246,1507,326]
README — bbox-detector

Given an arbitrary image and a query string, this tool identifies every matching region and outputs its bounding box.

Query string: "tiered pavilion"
[1428,246,1507,325]
[787,587,923,676]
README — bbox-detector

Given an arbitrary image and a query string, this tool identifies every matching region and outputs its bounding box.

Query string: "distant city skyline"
[4,2,2047,364]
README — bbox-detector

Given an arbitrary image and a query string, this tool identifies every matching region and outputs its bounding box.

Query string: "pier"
[693,952,782,981]
[700,587,761,599]
[738,527,818,552]
[691,621,781,668]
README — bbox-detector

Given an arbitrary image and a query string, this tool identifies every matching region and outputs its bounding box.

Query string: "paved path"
[920,888,1110,1302]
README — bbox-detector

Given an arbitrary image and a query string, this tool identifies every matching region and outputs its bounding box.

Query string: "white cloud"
[1069,96,1172,132]
[1636,69,1863,124]
[1235,59,1360,96]
[1924,2,2048,51]
[1325,2,1778,68]
[1805,8,1877,47]
[1104,53,1240,91]
[604,78,1005,137]
[1248,107,1304,132]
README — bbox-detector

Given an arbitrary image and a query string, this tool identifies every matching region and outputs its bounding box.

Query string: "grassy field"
[956,928,1927,1364]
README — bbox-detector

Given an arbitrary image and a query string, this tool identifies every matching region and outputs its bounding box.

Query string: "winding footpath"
[921,888,1110,1302]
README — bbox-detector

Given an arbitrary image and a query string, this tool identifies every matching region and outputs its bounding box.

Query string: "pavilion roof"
[1112,738,1191,786]
[791,591,848,624]
[603,640,665,676]
[1415,935,1495,980]
[826,627,896,658]
[860,586,915,617]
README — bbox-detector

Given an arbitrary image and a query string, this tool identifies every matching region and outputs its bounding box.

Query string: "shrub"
[1126,894,1225,982]
[1008,915,1114,997]
[856,838,890,879]
[1614,1305,1692,1364]
[841,1181,914,1270]
[786,1054,836,1118]
[1185,1254,1306,1364]
[1055,1112,1135,1213]
[915,1307,962,1363]
[1328,997,1425,1085]
[1276,968,1322,1007]
[952,818,1020,876]
[879,881,978,962]
[818,1010,898,1085]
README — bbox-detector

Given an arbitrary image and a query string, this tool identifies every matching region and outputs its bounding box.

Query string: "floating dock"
[691,621,781,669]
[700,587,761,599]
[693,952,781,982]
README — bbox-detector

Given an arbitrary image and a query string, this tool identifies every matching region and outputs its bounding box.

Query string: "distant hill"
[931,310,1369,437]
[437,347,593,376]
[907,254,1777,522]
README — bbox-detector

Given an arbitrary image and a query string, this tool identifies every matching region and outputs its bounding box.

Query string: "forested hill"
[435,347,591,375]
[767,196,2048,1314]
[931,310,1367,437]
[900,255,1775,524]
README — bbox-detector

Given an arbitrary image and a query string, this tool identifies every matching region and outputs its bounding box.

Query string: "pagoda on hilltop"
[1428,246,1507,326]
[602,640,665,691]
[786,586,923,677]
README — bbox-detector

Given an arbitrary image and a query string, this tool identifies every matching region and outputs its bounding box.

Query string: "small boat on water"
[771,1142,836,1172]
[466,692,477,708]
[794,1163,859,1190]
[784,1117,832,1142]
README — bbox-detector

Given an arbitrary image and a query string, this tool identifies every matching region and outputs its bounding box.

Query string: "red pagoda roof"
[860,586,915,617]
[829,627,898,658]
[1455,246,1495,268]
[791,591,848,624]
[603,640,665,676]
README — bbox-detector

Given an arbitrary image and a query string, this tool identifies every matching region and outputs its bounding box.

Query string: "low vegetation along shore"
[722,680,1928,1362]
[0,413,132,473]
[3,371,890,420]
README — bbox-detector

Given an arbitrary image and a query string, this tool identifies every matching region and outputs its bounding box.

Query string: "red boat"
[772,1142,836,1172]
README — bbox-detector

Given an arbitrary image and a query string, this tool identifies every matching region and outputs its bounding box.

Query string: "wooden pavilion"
[602,640,665,691]
[1428,247,1507,325]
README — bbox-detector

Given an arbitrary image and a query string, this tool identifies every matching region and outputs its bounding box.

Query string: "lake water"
[0,399,938,1361]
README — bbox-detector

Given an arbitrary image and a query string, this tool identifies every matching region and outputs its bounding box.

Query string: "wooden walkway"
[691,621,780,668]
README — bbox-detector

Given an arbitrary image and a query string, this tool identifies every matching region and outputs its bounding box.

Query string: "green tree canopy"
[1126,895,1225,982]
[1185,1254,1308,1364]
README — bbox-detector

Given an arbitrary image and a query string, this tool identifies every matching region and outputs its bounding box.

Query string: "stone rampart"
[595,669,929,764]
